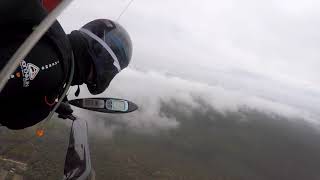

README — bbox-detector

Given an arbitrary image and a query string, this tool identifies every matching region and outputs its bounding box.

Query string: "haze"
[59,0,320,130]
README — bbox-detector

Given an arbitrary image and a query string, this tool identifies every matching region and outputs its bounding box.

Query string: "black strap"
[75,85,80,97]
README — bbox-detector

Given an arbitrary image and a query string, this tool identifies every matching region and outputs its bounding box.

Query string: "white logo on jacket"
[20,60,40,87]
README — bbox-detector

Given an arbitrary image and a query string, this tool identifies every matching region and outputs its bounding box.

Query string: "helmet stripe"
[79,28,121,72]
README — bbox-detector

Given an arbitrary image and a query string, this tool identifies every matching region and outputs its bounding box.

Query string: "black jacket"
[0,0,73,129]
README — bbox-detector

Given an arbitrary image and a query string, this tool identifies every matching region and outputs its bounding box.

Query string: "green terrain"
[1,100,320,180]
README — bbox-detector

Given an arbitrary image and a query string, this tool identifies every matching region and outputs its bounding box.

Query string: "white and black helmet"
[79,19,132,94]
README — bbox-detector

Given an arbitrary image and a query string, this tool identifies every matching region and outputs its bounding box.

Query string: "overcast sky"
[59,0,320,128]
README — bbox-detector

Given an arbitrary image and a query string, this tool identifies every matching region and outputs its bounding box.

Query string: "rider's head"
[68,19,132,95]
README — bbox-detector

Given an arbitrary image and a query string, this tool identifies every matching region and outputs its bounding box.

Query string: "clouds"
[59,0,320,87]
[59,0,320,135]
[69,68,319,139]
[109,68,319,121]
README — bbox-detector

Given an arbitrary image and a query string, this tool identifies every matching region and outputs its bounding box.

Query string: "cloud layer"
[59,0,320,136]
[59,0,320,88]
[69,68,319,138]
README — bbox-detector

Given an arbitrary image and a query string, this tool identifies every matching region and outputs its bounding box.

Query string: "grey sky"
[60,0,320,127]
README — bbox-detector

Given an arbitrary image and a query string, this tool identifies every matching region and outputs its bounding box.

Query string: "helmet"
[79,19,132,94]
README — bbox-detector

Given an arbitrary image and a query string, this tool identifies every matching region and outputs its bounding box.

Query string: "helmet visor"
[102,23,132,69]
